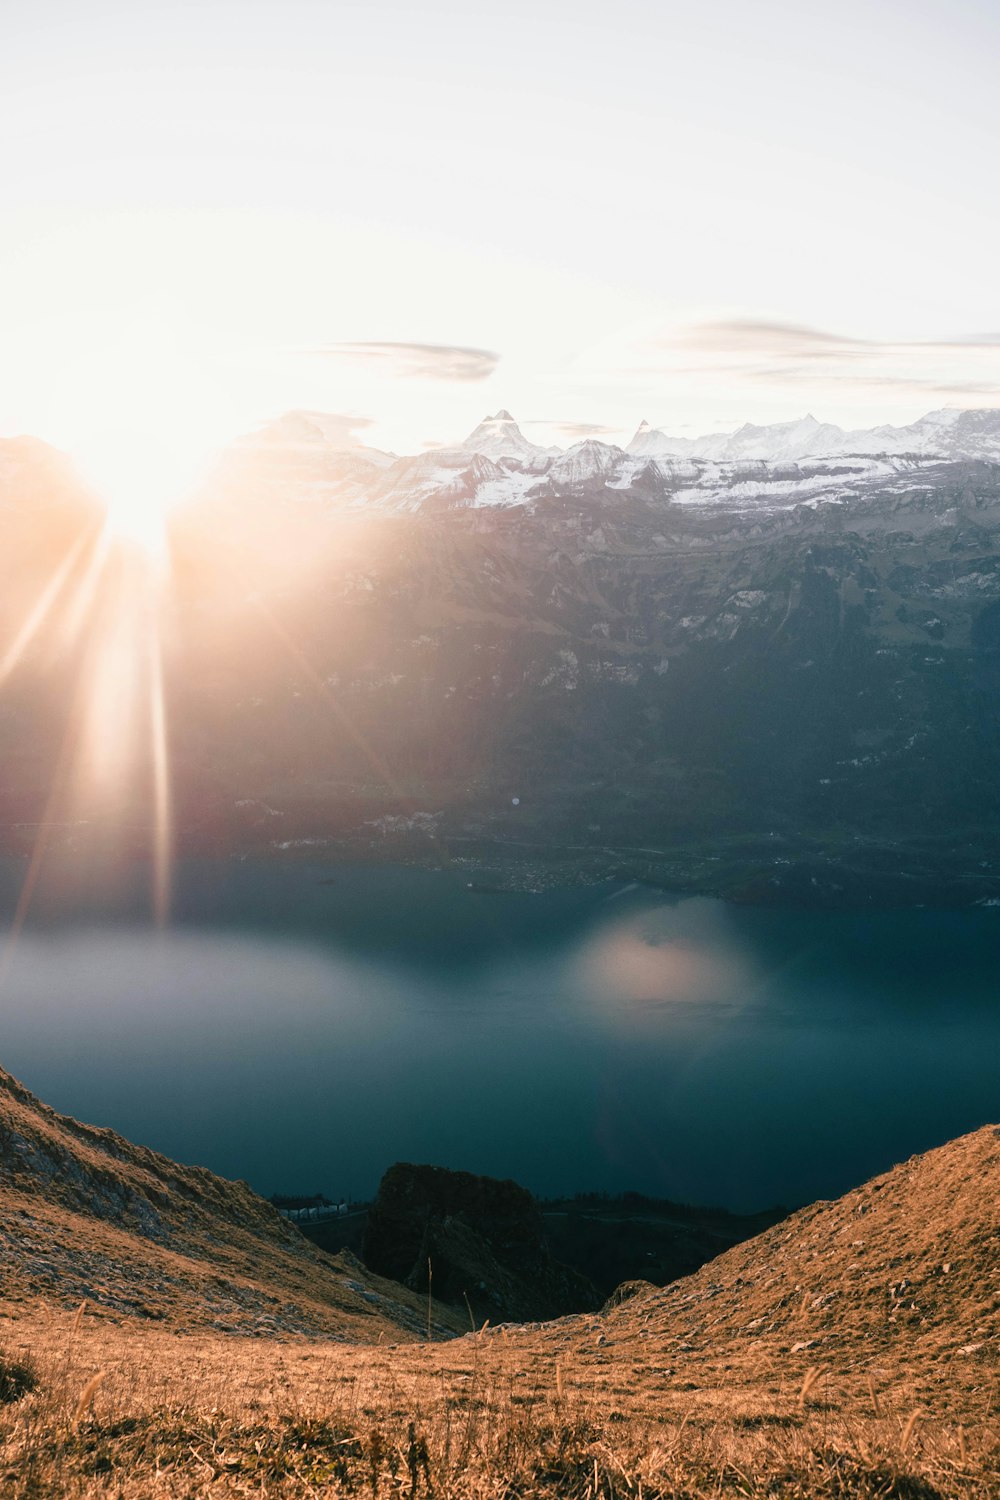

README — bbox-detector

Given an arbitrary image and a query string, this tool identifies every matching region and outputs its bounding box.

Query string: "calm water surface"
[1,859,998,1212]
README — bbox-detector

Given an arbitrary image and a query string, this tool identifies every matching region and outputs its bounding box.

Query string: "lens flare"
[574,902,754,1029]
[76,430,211,558]
[0,532,90,688]
[0,509,176,951]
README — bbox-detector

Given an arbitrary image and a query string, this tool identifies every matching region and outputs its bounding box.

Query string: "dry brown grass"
[0,1065,464,1343]
[2,1070,998,1496]
[0,1308,996,1498]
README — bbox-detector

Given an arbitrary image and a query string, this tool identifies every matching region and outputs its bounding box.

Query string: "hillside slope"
[1,1122,997,1496]
[0,1065,462,1339]
[500,1122,1000,1417]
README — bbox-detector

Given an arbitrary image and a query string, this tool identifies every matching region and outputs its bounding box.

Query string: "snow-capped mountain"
[707,416,851,463]
[10,414,1000,915]
[459,410,559,465]
[217,406,1000,520]
[237,410,396,468]
[370,450,513,513]
[544,439,625,489]
[628,408,1000,465]
[626,415,847,462]
[627,420,689,460]
[847,407,1000,460]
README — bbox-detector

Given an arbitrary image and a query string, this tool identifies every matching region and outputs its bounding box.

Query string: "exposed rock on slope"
[8,429,1000,904]
[363,1163,599,1323]
[0,1066,463,1339]
[164,459,1000,905]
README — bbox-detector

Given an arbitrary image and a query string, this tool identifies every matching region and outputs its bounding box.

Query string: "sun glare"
[53,316,232,554]
[76,424,210,555]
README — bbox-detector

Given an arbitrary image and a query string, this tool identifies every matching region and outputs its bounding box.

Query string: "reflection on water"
[1,862,998,1211]
[575,900,754,1020]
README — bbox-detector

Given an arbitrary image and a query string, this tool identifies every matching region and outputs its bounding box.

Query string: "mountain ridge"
[208,405,1000,518]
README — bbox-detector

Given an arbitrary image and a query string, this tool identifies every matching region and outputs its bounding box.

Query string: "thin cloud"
[309,341,500,382]
[525,419,621,440]
[913,333,1000,349]
[676,320,1000,361]
[740,370,1000,396]
[934,381,1000,395]
[240,410,377,448]
[683,321,858,357]
[624,319,1000,404]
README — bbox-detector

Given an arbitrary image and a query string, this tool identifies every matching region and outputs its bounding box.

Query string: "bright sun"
[58,318,233,553]
[76,421,213,554]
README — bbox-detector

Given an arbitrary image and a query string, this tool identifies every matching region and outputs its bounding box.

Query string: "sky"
[2,0,1000,469]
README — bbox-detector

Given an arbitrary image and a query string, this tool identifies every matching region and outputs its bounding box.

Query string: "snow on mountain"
[628,414,855,463]
[702,415,848,463]
[459,411,560,464]
[369,449,534,512]
[434,452,529,508]
[217,406,1000,518]
[667,454,924,509]
[545,439,625,488]
[626,420,692,459]
[370,450,476,512]
[842,408,1000,460]
[629,408,1000,465]
[238,410,396,468]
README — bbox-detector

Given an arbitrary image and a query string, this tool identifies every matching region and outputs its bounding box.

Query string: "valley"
[0,1065,997,1497]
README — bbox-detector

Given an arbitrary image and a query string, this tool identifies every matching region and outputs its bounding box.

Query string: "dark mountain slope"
[3,439,1000,902]
[163,463,1000,903]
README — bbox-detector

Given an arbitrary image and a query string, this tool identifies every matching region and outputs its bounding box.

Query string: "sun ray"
[148,622,173,928]
[0,532,91,688]
[246,589,406,804]
[0,512,177,940]
[56,524,116,649]
[0,671,88,979]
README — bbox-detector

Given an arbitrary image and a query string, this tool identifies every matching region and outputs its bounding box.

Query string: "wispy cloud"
[525,419,621,441]
[677,319,1000,362]
[618,318,1000,405]
[240,409,377,450]
[308,341,500,382]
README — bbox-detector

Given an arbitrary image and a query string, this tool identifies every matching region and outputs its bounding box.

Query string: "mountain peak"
[460,410,559,463]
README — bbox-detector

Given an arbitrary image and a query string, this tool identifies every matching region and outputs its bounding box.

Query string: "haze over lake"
[0,859,995,1212]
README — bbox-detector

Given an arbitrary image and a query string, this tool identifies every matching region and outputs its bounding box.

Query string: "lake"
[1,857,998,1212]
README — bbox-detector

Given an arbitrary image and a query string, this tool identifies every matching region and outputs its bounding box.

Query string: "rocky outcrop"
[362,1163,600,1324]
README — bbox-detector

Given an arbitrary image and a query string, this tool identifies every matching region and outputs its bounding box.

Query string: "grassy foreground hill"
[0,1066,997,1496]
[0,1065,462,1341]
